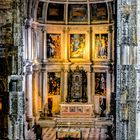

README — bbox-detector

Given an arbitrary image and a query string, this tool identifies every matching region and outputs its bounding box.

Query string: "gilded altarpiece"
[67,66,87,102]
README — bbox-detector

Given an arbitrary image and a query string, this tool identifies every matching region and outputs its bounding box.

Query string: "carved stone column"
[116,1,137,140]
[32,65,39,116]
[26,19,32,60]
[136,1,140,139]
[25,61,33,120]
[8,77,25,140]
[32,26,38,61]
[26,71,33,119]
[41,68,48,109]
[42,29,47,60]
[135,67,140,140]
[108,26,113,60]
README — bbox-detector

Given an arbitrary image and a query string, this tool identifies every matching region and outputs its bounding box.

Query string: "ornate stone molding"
[116,0,137,139]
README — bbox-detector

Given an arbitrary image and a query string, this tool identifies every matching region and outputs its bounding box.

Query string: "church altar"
[56,128,82,140]
[60,103,93,117]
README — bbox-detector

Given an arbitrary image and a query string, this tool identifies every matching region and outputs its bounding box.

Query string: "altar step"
[55,117,112,128]
[42,127,108,140]
[39,117,112,128]
[26,128,36,140]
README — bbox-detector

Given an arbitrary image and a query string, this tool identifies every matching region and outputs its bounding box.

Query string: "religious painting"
[95,73,106,96]
[47,3,64,21]
[47,34,61,59]
[48,72,61,95]
[70,34,85,58]
[68,4,88,22]
[90,3,108,22]
[37,2,44,20]
[94,34,108,59]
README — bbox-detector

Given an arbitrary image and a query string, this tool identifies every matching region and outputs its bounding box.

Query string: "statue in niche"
[66,66,87,102]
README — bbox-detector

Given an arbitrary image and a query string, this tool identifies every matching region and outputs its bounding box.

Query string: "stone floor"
[42,127,108,140]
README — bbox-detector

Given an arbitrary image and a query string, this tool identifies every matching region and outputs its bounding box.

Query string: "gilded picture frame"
[47,33,61,59]
[90,3,108,23]
[47,3,64,21]
[68,4,88,23]
[69,34,85,58]
[94,33,108,59]
[48,72,61,95]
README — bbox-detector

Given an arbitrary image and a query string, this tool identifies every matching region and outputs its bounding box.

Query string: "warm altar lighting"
[0,100,2,111]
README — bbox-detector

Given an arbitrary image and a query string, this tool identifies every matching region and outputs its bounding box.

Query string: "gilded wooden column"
[91,66,95,111]
[63,65,69,102]
[87,67,92,103]
[63,27,69,62]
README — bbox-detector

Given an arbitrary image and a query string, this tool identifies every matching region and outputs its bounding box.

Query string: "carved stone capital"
[25,18,33,29]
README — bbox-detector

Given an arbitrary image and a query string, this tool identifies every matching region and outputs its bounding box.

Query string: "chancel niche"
[66,66,87,103]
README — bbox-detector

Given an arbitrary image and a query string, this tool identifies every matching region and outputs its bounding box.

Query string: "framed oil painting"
[48,72,61,95]
[47,34,61,59]
[90,3,108,22]
[95,73,106,96]
[68,4,88,22]
[70,34,85,58]
[37,2,44,20]
[47,3,64,21]
[94,33,108,59]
